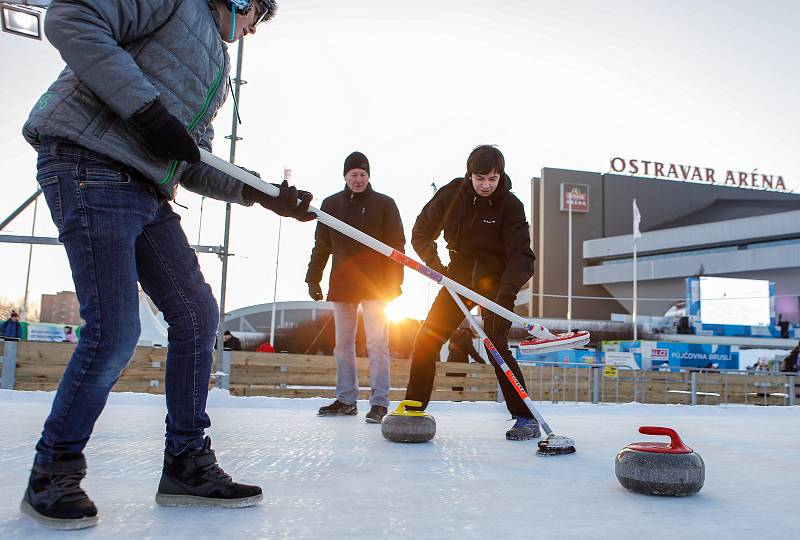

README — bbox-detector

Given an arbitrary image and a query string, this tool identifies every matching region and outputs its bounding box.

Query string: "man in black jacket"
[306,152,405,423]
[405,145,539,441]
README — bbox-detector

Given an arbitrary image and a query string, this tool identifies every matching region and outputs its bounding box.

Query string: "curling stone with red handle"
[615,426,704,496]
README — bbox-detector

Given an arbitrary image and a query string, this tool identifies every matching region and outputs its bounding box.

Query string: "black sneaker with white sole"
[155,437,262,508]
[365,405,388,424]
[506,416,542,441]
[20,455,98,530]
[317,400,357,416]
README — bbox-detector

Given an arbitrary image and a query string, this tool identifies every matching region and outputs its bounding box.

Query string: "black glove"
[308,282,323,301]
[129,99,200,163]
[243,180,315,222]
[483,290,516,336]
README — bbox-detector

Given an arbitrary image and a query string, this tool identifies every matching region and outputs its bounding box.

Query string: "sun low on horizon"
[385,294,429,323]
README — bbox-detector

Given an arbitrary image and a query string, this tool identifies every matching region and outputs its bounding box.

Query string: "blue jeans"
[333,301,390,407]
[34,138,219,464]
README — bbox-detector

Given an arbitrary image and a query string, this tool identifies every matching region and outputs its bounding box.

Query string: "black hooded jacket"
[412,174,534,296]
[306,184,405,302]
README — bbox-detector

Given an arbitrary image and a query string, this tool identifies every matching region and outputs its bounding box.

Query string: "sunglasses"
[252,1,272,27]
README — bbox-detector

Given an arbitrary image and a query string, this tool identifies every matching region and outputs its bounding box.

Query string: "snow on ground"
[0,389,797,539]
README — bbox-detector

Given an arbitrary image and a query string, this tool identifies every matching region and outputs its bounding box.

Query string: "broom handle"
[445,286,554,437]
[199,149,556,339]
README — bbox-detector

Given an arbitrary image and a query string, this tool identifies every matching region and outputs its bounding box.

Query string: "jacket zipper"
[159,63,225,186]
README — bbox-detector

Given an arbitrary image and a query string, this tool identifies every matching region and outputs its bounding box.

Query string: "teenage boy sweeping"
[404,145,538,440]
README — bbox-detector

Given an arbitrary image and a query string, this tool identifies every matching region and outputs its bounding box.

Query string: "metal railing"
[514,359,799,406]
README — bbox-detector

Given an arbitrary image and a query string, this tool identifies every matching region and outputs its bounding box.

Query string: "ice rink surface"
[1,389,797,539]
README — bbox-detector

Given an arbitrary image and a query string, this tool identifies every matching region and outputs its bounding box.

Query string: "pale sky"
[0,0,798,322]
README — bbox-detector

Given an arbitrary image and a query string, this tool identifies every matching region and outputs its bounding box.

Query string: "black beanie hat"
[343,151,370,177]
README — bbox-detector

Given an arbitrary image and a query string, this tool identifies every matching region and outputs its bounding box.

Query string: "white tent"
[137,294,168,347]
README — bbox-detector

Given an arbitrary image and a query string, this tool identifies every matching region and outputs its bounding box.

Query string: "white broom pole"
[445,286,555,437]
[199,149,578,343]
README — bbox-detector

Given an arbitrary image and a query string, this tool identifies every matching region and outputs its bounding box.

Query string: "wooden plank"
[228,370,498,390]
[9,344,797,406]
[228,385,496,401]
[16,382,59,391]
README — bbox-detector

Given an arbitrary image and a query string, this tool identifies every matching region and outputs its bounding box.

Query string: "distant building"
[225,301,334,338]
[40,291,82,325]
[523,166,800,323]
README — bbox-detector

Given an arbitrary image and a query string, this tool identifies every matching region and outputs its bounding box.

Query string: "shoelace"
[47,472,87,502]
[199,461,234,486]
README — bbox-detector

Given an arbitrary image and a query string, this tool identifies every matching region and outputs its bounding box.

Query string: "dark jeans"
[34,138,219,464]
[405,285,532,418]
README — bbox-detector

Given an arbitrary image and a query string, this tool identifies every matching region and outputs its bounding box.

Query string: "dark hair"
[224,330,232,336]
[466,145,505,178]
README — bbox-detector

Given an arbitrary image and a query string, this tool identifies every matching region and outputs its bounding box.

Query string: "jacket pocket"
[92,107,115,138]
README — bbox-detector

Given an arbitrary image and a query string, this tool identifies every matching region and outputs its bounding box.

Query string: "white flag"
[632,199,642,239]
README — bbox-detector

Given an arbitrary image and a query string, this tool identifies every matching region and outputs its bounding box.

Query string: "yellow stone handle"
[392,400,428,416]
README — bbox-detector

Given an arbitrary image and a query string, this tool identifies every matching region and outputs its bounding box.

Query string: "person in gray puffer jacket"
[20,0,315,531]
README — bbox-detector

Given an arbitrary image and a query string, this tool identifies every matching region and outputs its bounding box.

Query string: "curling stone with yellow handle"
[381,400,436,443]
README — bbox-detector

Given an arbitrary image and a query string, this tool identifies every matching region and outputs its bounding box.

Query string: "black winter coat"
[412,175,534,296]
[306,184,405,302]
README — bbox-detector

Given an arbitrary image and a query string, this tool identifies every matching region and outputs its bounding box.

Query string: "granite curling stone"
[381,400,436,443]
[615,426,704,496]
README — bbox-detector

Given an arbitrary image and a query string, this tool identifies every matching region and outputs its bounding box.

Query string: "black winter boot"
[155,437,262,508]
[20,455,98,530]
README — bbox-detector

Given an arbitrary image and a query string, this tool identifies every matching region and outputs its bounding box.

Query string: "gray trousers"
[333,301,390,407]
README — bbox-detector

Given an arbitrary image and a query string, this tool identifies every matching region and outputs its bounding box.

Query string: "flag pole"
[567,192,573,332]
[633,235,638,341]
[269,167,291,348]
[632,198,639,341]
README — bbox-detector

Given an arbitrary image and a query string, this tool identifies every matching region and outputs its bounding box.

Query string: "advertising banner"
[23,323,80,343]
[618,340,738,370]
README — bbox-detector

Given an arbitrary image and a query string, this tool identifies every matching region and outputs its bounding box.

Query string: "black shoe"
[317,400,357,416]
[155,437,262,508]
[20,455,98,530]
[365,405,388,424]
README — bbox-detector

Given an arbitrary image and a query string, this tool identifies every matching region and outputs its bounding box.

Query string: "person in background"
[2,311,22,341]
[447,327,481,364]
[255,341,276,353]
[781,342,800,373]
[223,330,242,351]
[19,0,315,530]
[306,151,405,424]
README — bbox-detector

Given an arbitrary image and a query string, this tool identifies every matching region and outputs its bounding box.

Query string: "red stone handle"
[639,426,691,452]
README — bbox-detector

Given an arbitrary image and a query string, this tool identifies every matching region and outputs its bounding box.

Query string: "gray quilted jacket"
[23,0,248,204]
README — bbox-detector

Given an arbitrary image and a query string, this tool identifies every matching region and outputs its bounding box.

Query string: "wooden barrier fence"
[2,342,797,406]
